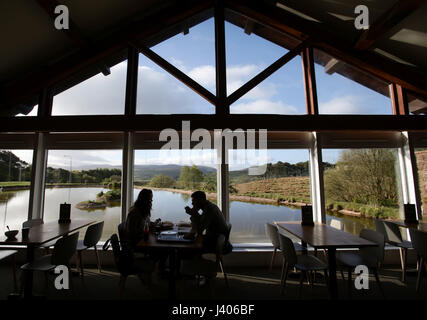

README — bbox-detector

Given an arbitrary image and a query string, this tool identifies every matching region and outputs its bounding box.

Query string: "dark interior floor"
[0,263,426,301]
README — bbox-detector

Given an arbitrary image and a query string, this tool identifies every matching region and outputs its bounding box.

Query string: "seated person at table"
[124,188,167,274]
[185,191,229,253]
[124,188,153,248]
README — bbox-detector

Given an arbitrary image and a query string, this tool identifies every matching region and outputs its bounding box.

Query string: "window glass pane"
[52,61,127,115]
[226,22,305,114]
[228,149,310,243]
[151,18,216,95]
[15,104,38,117]
[322,148,402,236]
[408,91,427,115]
[133,149,217,222]
[414,148,427,217]
[136,54,214,114]
[314,49,392,114]
[43,149,122,240]
[0,150,33,232]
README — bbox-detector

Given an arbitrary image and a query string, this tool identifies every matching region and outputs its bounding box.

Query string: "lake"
[0,187,375,242]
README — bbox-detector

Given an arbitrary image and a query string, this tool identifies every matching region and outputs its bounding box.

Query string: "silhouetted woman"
[125,188,153,247]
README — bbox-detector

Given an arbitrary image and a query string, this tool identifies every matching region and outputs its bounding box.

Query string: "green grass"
[326,201,399,219]
[0,181,31,187]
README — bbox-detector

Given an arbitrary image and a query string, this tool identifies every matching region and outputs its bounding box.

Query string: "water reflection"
[0,187,379,242]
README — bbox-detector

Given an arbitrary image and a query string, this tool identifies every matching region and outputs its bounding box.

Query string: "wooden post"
[302,47,318,115]
[215,0,228,116]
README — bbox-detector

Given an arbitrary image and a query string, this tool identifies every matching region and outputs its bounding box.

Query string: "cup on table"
[21,227,30,239]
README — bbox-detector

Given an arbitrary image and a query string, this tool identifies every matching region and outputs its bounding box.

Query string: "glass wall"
[52,61,127,115]
[133,149,217,222]
[0,149,33,233]
[228,149,311,243]
[414,148,427,218]
[314,49,392,114]
[43,149,122,240]
[322,148,402,236]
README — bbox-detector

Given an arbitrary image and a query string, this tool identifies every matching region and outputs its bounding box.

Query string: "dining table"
[389,220,427,233]
[135,227,203,299]
[275,221,378,300]
[0,219,96,299]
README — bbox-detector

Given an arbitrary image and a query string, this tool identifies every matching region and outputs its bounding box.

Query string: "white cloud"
[319,96,361,114]
[231,99,298,114]
[188,65,215,90]
[53,62,128,115]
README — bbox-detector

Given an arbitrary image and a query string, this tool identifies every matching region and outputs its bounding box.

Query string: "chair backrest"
[265,223,280,248]
[409,229,427,259]
[375,219,402,244]
[22,219,43,228]
[226,223,232,243]
[278,233,297,267]
[359,229,385,264]
[118,222,126,242]
[51,232,79,266]
[330,219,344,231]
[215,234,226,262]
[110,233,133,276]
[83,221,104,247]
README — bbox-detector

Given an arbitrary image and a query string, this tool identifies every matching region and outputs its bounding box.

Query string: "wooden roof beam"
[2,0,215,106]
[131,43,217,106]
[355,0,425,50]
[225,0,427,98]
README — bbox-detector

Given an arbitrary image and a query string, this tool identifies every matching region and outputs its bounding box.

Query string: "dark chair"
[20,232,79,295]
[409,228,427,292]
[108,234,154,298]
[218,223,232,287]
[22,219,52,254]
[265,222,303,271]
[336,229,385,298]
[375,219,412,282]
[278,233,329,297]
[76,221,104,277]
[0,250,18,291]
[180,234,226,297]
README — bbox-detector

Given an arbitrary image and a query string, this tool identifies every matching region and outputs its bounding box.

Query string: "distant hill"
[134,164,216,181]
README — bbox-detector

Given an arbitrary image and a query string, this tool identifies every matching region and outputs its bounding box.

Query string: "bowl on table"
[5,230,19,239]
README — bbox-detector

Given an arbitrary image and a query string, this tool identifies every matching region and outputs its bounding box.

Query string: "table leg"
[302,241,308,255]
[327,247,338,300]
[24,244,35,299]
[168,249,177,300]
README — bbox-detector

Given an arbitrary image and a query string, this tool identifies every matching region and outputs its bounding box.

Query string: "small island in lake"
[76,189,121,211]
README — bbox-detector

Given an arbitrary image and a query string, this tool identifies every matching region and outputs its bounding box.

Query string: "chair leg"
[280,263,289,295]
[416,257,424,293]
[78,251,84,277]
[347,268,352,299]
[12,254,17,292]
[324,269,330,299]
[372,268,385,299]
[399,247,407,282]
[269,248,277,272]
[340,269,346,281]
[44,271,49,295]
[298,271,305,299]
[119,275,127,298]
[94,245,102,273]
[219,257,229,288]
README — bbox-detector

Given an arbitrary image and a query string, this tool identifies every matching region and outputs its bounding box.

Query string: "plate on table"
[160,230,177,236]
[160,221,174,230]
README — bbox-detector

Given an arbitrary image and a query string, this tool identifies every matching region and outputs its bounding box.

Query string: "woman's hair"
[130,188,153,219]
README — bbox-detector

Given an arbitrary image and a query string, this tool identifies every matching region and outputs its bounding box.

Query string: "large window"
[52,60,127,115]
[228,149,311,243]
[43,149,122,240]
[314,49,392,114]
[414,148,427,218]
[226,21,306,114]
[322,148,402,235]
[133,149,217,223]
[0,149,33,233]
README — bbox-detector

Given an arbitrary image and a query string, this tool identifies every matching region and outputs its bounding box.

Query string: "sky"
[12,18,393,169]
